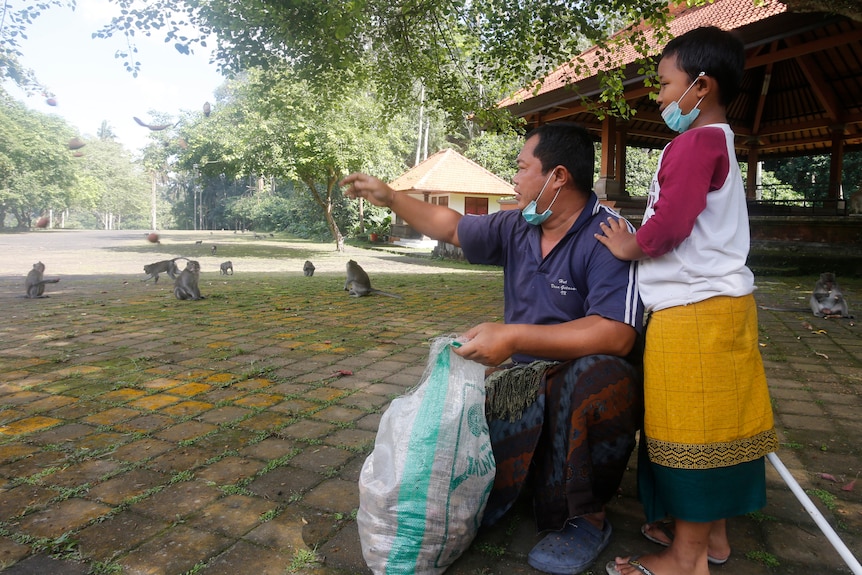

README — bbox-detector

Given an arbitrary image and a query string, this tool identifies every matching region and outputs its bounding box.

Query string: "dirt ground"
[0,229,455,278]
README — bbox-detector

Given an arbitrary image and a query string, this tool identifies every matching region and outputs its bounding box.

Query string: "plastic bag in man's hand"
[358,336,495,575]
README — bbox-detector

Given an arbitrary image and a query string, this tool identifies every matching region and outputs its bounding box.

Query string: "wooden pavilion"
[387,148,515,241]
[501,0,862,208]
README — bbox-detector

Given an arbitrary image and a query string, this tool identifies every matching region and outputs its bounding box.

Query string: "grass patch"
[807,488,838,511]
[746,549,780,568]
[287,548,320,572]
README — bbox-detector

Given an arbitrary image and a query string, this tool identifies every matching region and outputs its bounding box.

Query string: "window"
[464,197,488,215]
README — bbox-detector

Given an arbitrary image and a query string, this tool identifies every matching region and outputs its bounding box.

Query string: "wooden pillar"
[829,125,845,200]
[615,125,628,197]
[595,115,620,202]
[746,147,760,200]
[600,115,616,179]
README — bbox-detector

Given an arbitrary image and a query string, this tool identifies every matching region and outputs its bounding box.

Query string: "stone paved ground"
[0,230,860,574]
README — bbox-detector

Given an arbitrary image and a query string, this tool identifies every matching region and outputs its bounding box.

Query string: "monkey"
[25,262,60,298]
[303,260,316,277]
[133,116,178,131]
[211,245,217,255]
[142,258,185,283]
[195,240,202,244]
[220,261,233,275]
[174,260,204,300]
[849,188,862,215]
[344,260,401,298]
[810,272,851,318]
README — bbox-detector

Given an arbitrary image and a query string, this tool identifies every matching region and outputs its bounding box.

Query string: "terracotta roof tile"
[389,148,514,196]
[503,0,787,104]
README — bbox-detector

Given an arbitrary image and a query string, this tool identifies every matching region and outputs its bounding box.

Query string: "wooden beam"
[755,113,862,136]
[752,52,776,134]
[792,40,842,122]
[744,28,862,68]
[539,84,655,123]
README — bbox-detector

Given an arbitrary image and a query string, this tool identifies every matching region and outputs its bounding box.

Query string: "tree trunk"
[303,175,345,252]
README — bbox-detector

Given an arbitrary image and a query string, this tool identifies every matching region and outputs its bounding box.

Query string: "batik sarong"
[481,354,642,532]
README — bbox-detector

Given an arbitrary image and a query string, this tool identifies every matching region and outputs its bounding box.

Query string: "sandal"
[606,557,656,575]
[641,520,729,565]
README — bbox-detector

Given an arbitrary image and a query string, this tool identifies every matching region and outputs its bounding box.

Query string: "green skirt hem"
[637,439,768,523]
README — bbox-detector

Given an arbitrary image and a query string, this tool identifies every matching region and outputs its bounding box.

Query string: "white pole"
[767,452,862,574]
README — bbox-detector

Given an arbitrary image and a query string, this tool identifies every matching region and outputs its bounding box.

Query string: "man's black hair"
[524,122,595,195]
[662,26,745,106]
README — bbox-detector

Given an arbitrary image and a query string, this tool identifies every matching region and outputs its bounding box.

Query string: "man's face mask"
[661,71,706,133]
[521,171,561,226]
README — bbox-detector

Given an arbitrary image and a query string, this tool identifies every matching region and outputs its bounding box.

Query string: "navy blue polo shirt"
[458,193,643,363]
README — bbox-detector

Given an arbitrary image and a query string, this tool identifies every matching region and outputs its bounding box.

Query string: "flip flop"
[640,521,730,565]
[606,557,657,575]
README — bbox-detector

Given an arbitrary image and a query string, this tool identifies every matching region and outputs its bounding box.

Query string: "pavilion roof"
[503,0,862,160]
[389,148,514,196]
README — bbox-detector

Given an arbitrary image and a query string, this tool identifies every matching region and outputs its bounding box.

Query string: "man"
[341,122,643,575]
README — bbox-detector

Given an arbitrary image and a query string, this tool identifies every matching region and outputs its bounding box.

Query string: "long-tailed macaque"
[849,188,862,215]
[811,273,851,318]
[25,262,60,298]
[174,260,204,300]
[142,258,184,283]
[303,260,315,277]
[344,260,400,298]
[219,261,233,275]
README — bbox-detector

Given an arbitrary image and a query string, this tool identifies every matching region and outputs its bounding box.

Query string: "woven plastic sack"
[358,336,496,575]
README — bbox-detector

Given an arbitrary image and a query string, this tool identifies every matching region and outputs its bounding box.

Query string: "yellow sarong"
[644,294,779,469]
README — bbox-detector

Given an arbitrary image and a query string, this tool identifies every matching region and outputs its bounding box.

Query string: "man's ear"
[553,166,571,189]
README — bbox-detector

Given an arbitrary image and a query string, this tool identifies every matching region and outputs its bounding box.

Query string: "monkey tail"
[372,289,402,298]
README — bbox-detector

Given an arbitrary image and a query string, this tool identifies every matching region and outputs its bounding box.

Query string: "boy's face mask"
[661,71,706,133]
[521,171,561,225]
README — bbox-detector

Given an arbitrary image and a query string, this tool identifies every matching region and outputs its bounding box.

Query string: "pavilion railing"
[747,183,849,216]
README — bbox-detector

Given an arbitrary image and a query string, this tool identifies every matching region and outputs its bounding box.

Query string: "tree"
[0,90,78,228]
[97,120,118,141]
[624,147,660,197]
[762,151,862,201]
[69,137,151,229]
[89,0,697,128]
[0,1,73,91]
[176,67,410,250]
[463,131,523,183]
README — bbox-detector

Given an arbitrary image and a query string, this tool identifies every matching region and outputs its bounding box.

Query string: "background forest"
[2,74,860,249]
[2,0,861,251]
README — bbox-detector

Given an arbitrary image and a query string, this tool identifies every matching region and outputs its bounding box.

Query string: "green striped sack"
[358,337,495,575]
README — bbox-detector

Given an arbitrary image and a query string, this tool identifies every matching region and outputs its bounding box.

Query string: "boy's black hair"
[662,26,745,106]
[524,122,595,195]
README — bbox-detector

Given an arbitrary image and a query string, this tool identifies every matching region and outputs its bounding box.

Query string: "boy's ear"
[697,75,715,99]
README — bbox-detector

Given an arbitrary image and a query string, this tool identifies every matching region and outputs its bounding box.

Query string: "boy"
[597,26,779,575]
